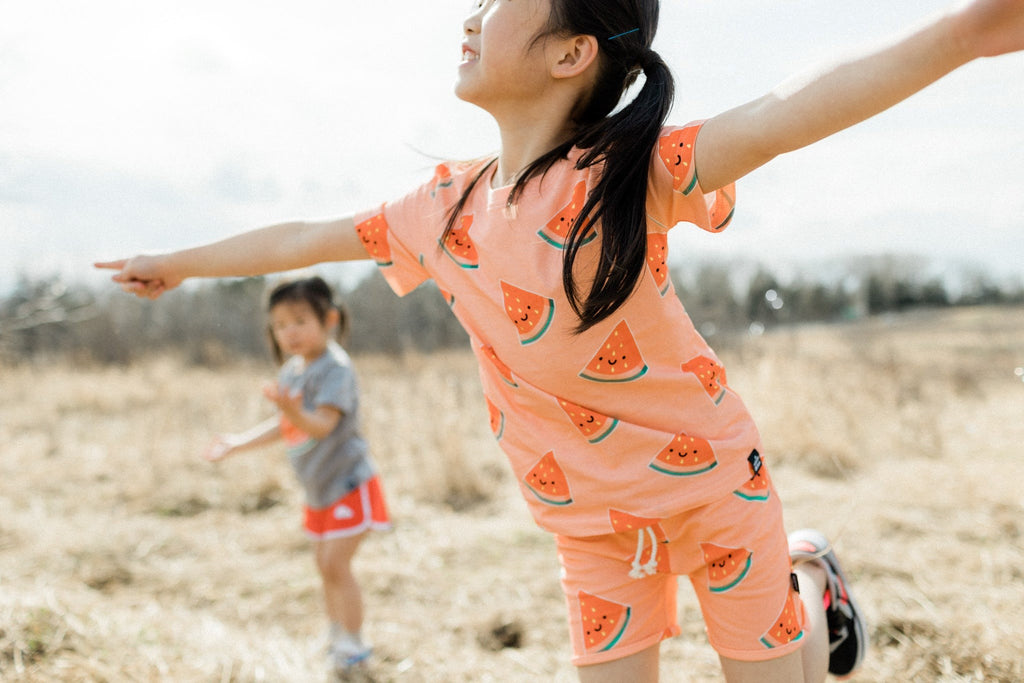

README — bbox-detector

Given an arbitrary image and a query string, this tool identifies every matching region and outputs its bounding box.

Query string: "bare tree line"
[1,258,1021,365]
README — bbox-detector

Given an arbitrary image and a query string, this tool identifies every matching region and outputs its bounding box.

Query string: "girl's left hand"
[262,383,303,417]
[954,0,1024,58]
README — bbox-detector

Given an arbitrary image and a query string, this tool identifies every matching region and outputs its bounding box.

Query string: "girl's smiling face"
[269,300,335,363]
[455,0,554,110]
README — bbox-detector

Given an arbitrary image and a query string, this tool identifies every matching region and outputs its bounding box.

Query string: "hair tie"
[607,28,640,41]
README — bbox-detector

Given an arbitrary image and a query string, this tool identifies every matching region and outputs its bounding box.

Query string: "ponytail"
[442,0,674,332]
[567,49,674,329]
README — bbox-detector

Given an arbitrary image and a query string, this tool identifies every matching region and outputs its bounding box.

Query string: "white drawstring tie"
[629,527,660,579]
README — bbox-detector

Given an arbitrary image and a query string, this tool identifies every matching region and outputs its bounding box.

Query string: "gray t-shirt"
[277,342,374,508]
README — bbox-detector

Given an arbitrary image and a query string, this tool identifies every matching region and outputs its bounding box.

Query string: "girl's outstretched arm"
[695,0,1024,192]
[94,215,362,299]
[202,416,281,462]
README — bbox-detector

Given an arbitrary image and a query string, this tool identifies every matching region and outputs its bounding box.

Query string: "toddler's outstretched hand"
[954,0,1024,58]
[202,435,239,462]
[94,255,182,299]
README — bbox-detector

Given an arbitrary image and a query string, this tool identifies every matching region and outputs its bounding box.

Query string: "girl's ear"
[550,34,599,80]
[324,307,341,332]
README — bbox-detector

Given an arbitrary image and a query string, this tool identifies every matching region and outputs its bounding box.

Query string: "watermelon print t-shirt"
[353,122,759,537]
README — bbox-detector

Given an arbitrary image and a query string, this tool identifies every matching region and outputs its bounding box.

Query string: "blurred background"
[3,0,1023,362]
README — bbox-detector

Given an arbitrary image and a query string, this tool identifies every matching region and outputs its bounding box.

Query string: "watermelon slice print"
[681,355,728,405]
[558,397,618,444]
[609,509,670,573]
[354,212,393,266]
[649,432,718,476]
[700,542,753,593]
[659,126,700,195]
[579,321,648,383]
[430,162,454,198]
[733,449,771,502]
[537,180,596,249]
[760,591,804,649]
[500,281,555,345]
[608,509,665,535]
[709,185,736,232]
[523,451,572,506]
[440,214,479,269]
[578,591,631,654]
[646,233,671,296]
[481,345,517,387]
[486,397,505,441]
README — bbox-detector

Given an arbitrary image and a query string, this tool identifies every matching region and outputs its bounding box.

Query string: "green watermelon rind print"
[526,487,573,506]
[537,227,597,250]
[679,172,699,196]
[579,364,649,383]
[587,418,619,444]
[598,606,631,652]
[648,459,718,477]
[760,630,804,650]
[439,238,479,269]
[520,299,555,345]
[709,553,753,594]
[732,485,771,502]
[712,206,736,231]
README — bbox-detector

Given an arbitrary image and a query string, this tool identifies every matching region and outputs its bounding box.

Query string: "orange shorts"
[555,462,806,666]
[303,475,391,540]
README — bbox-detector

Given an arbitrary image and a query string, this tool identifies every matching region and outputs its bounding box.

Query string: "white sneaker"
[329,633,372,671]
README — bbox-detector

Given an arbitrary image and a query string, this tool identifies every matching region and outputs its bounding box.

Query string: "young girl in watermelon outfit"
[97,1,1024,680]
[201,276,390,673]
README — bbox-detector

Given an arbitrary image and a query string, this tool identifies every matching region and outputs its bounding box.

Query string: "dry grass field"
[2,306,1023,682]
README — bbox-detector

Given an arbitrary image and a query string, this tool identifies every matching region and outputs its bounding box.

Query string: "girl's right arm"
[693,0,1024,192]
[202,416,281,462]
[95,215,364,299]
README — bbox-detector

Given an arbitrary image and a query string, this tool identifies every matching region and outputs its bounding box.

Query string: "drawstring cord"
[629,527,660,579]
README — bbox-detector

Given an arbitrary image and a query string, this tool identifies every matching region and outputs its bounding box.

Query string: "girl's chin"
[452,80,486,108]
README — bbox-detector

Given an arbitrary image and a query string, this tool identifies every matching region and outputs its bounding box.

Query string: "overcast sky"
[3,0,1023,294]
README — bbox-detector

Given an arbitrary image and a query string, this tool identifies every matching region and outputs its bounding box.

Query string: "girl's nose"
[463,5,482,35]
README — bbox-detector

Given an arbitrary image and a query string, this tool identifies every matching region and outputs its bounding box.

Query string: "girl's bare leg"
[720,562,829,683]
[315,532,366,633]
[577,644,659,683]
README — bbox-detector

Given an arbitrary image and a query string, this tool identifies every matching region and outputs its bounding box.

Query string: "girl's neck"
[299,344,329,366]
[491,107,577,188]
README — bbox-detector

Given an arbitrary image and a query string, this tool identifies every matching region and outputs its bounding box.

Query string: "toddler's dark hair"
[266,276,349,363]
[442,0,673,332]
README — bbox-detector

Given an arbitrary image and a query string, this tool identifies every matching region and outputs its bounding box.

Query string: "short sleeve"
[646,121,736,234]
[352,167,452,296]
[312,363,357,415]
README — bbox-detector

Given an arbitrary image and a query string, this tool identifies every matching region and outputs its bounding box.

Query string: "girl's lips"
[461,44,479,62]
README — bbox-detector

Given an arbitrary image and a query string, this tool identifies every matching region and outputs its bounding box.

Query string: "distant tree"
[673,262,744,341]
[0,276,98,360]
[344,272,467,354]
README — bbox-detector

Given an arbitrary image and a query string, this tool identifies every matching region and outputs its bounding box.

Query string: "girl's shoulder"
[429,156,496,191]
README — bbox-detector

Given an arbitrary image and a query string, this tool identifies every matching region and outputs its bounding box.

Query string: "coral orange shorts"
[555,464,806,666]
[303,475,391,540]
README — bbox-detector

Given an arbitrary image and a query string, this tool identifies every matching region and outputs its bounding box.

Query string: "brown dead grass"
[1,306,1023,682]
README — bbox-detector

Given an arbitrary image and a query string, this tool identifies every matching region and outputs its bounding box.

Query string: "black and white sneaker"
[789,529,867,677]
